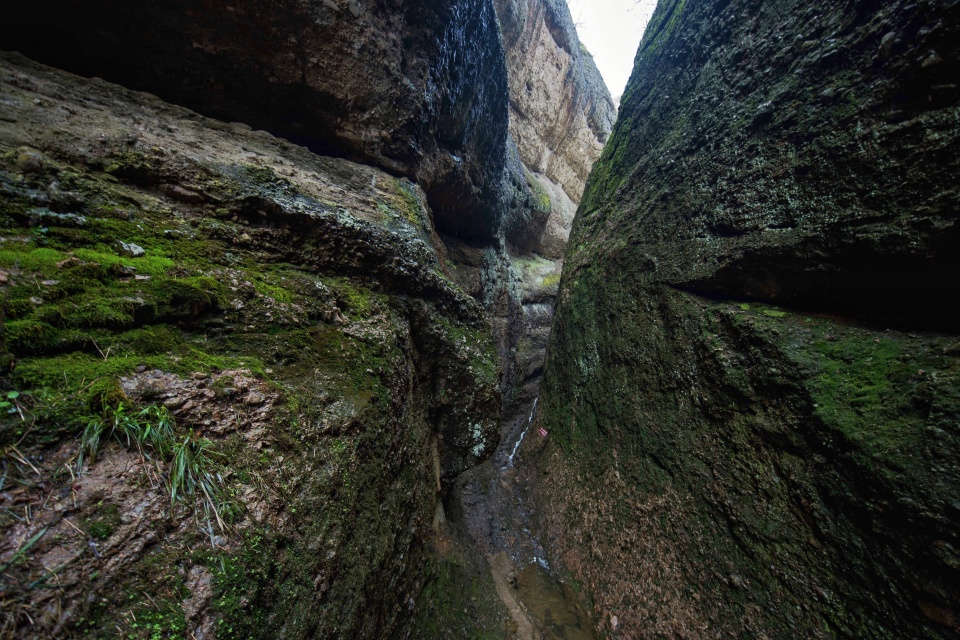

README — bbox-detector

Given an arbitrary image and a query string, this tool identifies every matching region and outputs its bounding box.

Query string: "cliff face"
[535,0,960,637]
[1,0,509,241]
[497,0,616,258]
[452,0,615,419]
[0,0,615,635]
[0,53,504,639]
[497,0,615,206]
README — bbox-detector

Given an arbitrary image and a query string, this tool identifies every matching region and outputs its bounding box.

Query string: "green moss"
[541,271,561,289]
[72,541,191,639]
[128,606,187,640]
[329,279,381,319]
[734,303,954,474]
[84,503,121,541]
[0,247,65,272]
[407,551,507,640]
[806,334,923,461]
[435,316,499,385]
[157,276,227,319]
[113,325,184,355]
[524,168,552,215]
[251,275,294,304]
[395,179,424,227]
[71,249,174,278]
[11,342,263,422]
[640,0,689,56]
[209,532,272,639]
[3,319,58,352]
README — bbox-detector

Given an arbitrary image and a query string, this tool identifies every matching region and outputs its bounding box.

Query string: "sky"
[565,0,658,99]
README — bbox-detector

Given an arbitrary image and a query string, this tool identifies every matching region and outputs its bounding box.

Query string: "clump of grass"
[78,403,173,468]
[78,403,225,530]
[169,434,225,531]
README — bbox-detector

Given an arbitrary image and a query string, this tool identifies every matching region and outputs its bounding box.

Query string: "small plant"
[77,402,174,468]
[0,389,20,414]
[170,434,225,529]
[77,402,226,531]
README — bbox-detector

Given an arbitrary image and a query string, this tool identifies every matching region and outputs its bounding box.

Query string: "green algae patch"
[728,301,958,474]
[408,550,509,640]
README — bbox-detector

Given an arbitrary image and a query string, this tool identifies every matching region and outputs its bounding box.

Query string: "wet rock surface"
[0,53,501,639]
[1,0,510,242]
[536,0,960,637]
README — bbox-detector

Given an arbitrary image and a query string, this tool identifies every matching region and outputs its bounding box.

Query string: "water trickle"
[505,396,538,469]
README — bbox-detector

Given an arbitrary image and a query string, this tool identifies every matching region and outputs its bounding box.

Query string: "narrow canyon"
[0,0,957,638]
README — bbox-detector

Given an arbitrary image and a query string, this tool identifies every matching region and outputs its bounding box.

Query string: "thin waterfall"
[505,396,538,469]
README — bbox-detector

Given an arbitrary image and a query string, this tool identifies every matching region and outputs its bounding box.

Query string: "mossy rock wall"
[535,0,960,637]
[0,0,511,241]
[0,54,501,639]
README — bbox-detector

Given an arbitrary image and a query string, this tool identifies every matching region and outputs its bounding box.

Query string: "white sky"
[566,0,658,99]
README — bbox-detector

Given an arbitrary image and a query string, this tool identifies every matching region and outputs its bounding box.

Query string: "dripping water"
[504,396,537,469]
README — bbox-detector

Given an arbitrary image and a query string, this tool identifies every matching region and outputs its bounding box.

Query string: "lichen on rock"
[535,0,960,637]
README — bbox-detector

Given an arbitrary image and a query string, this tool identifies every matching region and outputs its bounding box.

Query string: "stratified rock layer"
[496,0,615,206]
[1,0,509,241]
[535,0,960,637]
[496,0,615,258]
[0,53,503,639]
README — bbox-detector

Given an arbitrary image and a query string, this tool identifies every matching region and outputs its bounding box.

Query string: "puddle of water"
[516,562,596,640]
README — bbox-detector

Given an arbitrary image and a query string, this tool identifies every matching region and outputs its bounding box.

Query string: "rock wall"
[0,53,503,639]
[534,0,960,637]
[454,0,615,418]
[0,0,616,636]
[496,0,615,208]
[496,0,615,258]
[0,0,510,241]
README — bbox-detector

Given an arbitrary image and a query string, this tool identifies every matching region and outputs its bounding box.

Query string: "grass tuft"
[77,402,225,530]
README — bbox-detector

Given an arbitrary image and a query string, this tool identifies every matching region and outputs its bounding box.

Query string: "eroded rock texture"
[0,53,505,639]
[535,0,960,637]
[449,0,615,419]
[497,0,616,258]
[1,0,510,241]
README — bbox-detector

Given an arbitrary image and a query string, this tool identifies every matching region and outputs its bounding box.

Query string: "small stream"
[504,396,537,469]
[455,394,596,639]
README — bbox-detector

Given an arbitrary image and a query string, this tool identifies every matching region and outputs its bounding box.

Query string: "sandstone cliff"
[497,0,616,258]
[534,0,960,637]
